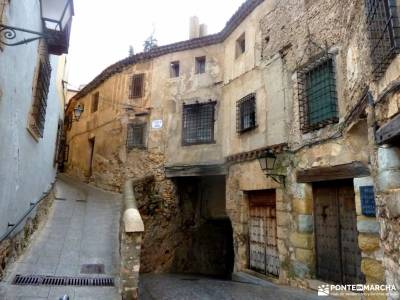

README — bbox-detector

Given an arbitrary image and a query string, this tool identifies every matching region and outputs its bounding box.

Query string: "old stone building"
[65,0,400,297]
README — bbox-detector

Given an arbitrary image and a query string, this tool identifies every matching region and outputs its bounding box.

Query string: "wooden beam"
[296,162,370,183]
[165,164,227,178]
[376,113,400,145]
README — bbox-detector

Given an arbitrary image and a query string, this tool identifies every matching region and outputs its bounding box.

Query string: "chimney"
[189,16,200,39]
[199,24,208,37]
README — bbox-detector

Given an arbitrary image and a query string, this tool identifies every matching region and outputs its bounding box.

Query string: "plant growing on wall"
[143,30,158,52]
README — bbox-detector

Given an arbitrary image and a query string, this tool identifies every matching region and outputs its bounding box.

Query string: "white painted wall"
[0,0,62,237]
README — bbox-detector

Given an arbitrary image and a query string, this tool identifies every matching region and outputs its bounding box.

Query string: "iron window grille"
[237,93,256,133]
[129,74,145,99]
[91,92,99,113]
[195,56,206,74]
[30,47,51,138]
[182,101,216,145]
[170,61,180,78]
[298,54,338,133]
[365,0,400,80]
[127,123,146,150]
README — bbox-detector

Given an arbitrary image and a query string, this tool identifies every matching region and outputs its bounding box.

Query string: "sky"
[67,0,245,89]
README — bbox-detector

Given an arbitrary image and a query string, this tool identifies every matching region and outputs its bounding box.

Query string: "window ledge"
[182,140,216,147]
[237,124,258,135]
[26,126,40,142]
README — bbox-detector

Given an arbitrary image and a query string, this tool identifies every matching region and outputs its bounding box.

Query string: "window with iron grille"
[195,56,206,74]
[182,102,216,145]
[170,61,180,78]
[29,46,51,138]
[298,55,338,133]
[91,92,99,113]
[127,123,146,150]
[237,93,256,133]
[129,74,145,99]
[365,0,400,80]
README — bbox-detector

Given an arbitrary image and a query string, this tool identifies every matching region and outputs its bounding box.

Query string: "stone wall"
[0,188,54,281]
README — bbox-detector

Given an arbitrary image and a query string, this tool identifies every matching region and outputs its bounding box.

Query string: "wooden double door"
[248,190,279,277]
[313,180,365,284]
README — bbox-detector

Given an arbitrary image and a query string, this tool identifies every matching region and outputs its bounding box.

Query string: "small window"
[170,61,180,78]
[129,74,145,99]
[28,44,52,138]
[237,93,256,133]
[365,0,400,80]
[182,102,216,145]
[195,56,206,74]
[91,92,99,113]
[235,33,246,58]
[298,56,338,133]
[127,123,146,149]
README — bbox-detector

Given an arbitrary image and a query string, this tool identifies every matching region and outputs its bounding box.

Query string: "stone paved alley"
[0,175,333,300]
[0,175,121,300]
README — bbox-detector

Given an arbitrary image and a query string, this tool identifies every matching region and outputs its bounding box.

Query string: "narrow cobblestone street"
[0,175,121,300]
[139,273,332,300]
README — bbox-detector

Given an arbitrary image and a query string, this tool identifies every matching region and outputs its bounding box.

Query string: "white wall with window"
[0,0,66,238]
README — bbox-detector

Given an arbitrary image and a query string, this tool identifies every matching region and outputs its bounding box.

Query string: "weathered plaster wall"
[0,0,62,238]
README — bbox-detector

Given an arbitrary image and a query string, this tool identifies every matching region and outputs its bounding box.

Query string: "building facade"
[65,0,400,297]
[0,0,73,278]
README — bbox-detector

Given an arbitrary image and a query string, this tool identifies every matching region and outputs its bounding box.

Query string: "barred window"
[127,123,146,150]
[365,0,400,80]
[298,56,338,133]
[29,46,51,138]
[170,61,180,78]
[237,93,256,133]
[129,74,145,99]
[182,102,216,145]
[195,56,206,74]
[91,92,99,113]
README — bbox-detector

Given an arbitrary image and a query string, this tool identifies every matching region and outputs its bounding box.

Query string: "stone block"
[297,215,313,233]
[295,248,314,265]
[277,226,288,239]
[378,147,400,171]
[277,239,288,256]
[385,192,400,218]
[361,258,385,282]
[289,233,313,250]
[358,234,380,253]
[292,198,313,214]
[357,220,380,234]
[277,212,291,227]
[292,261,310,279]
[377,170,400,192]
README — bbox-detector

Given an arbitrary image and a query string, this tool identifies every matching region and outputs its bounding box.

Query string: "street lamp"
[258,150,285,185]
[0,0,74,55]
[73,104,84,121]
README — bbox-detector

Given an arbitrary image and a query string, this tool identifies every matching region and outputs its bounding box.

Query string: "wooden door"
[314,180,364,284]
[248,190,279,277]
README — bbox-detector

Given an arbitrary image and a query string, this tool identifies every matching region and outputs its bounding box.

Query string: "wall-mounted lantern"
[258,150,285,185]
[0,0,74,55]
[73,104,84,121]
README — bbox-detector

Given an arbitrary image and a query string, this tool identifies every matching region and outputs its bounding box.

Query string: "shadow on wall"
[170,176,234,279]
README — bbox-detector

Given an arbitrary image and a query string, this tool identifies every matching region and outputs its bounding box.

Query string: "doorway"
[88,137,95,177]
[313,180,365,284]
[248,190,279,277]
